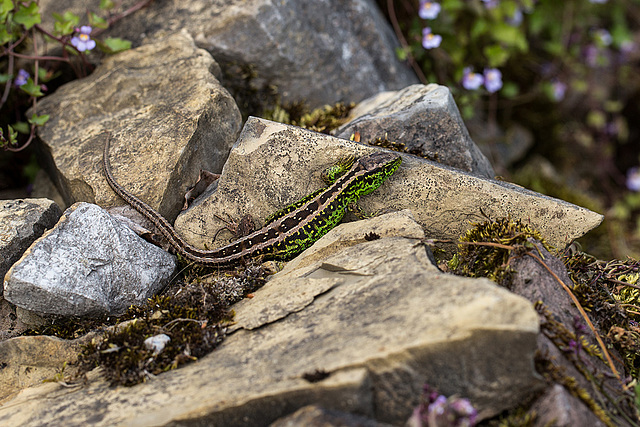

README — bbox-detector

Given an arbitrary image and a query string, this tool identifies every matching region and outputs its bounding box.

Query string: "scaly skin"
[103,138,401,266]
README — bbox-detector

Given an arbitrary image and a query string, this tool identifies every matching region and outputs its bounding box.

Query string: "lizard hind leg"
[321,154,357,185]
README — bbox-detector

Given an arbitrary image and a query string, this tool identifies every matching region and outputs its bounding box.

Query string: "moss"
[564,254,640,380]
[447,217,551,286]
[75,262,270,387]
[262,102,355,134]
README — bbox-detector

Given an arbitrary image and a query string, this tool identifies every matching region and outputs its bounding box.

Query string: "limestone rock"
[32,30,242,222]
[39,0,417,107]
[0,212,542,425]
[336,84,495,179]
[0,334,86,402]
[3,203,176,322]
[0,198,62,291]
[175,117,602,253]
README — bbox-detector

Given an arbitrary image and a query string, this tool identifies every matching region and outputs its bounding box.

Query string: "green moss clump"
[448,217,551,285]
[262,102,355,134]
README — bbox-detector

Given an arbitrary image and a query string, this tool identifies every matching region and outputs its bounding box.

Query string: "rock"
[0,334,86,403]
[0,298,28,342]
[32,30,242,222]
[269,404,392,427]
[31,170,65,209]
[0,211,543,425]
[508,243,628,424]
[175,117,602,253]
[529,385,605,427]
[39,0,417,107]
[0,198,62,291]
[335,84,495,179]
[3,203,176,323]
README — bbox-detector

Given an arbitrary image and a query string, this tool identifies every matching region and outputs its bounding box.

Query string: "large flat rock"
[176,117,603,252]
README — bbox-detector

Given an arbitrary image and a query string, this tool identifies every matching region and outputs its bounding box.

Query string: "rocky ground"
[0,0,637,426]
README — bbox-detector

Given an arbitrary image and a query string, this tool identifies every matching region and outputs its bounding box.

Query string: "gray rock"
[175,117,602,253]
[0,198,62,292]
[3,203,176,322]
[0,212,542,425]
[39,0,418,107]
[32,30,242,222]
[530,385,605,427]
[335,84,495,179]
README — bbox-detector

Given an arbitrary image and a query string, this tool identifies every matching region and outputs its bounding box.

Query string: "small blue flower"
[419,1,441,20]
[589,0,608,3]
[14,69,29,87]
[551,80,567,101]
[593,28,612,47]
[484,68,503,93]
[422,27,442,49]
[627,167,640,192]
[71,26,96,52]
[462,67,484,90]
[507,9,523,26]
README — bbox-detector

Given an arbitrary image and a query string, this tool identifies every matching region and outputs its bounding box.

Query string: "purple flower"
[419,1,441,20]
[14,69,29,87]
[71,26,96,52]
[627,167,640,192]
[589,0,608,3]
[507,9,523,26]
[427,395,447,416]
[482,0,499,9]
[462,67,484,90]
[593,29,612,47]
[484,68,503,93]
[422,27,442,49]
[551,80,567,101]
[449,398,478,423]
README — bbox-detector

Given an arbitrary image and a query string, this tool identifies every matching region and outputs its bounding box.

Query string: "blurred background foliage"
[378,0,640,260]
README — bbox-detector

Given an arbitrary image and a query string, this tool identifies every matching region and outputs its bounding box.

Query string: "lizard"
[103,137,402,266]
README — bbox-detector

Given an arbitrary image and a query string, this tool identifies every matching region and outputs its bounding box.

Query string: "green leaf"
[471,20,488,39]
[491,22,527,51]
[20,77,44,97]
[13,1,41,30]
[100,0,116,10]
[484,44,509,67]
[0,0,14,22]
[28,113,49,126]
[0,73,10,83]
[89,13,108,29]
[38,67,61,83]
[0,25,13,44]
[12,121,30,134]
[8,124,18,144]
[501,81,519,99]
[52,11,79,36]
[99,37,131,53]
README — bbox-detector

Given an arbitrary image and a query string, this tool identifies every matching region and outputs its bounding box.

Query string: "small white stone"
[144,334,171,355]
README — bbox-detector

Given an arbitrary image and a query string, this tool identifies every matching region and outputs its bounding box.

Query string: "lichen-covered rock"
[3,203,176,323]
[0,198,61,292]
